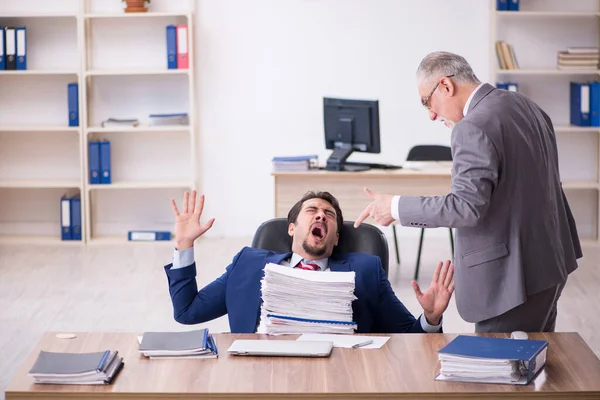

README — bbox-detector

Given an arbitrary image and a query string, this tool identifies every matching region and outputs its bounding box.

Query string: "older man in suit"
[355,51,582,333]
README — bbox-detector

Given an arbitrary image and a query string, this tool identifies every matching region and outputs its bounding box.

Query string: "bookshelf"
[491,0,600,245]
[0,0,196,244]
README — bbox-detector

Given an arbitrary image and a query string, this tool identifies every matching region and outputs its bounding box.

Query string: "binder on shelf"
[5,27,16,70]
[496,82,518,92]
[570,82,591,126]
[99,141,111,184]
[435,335,548,385]
[15,26,26,70]
[0,26,5,70]
[68,83,79,127]
[508,0,519,11]
[166,24,177,69]
[70,197,82,241]
[590,82,600,127]
[176,24,188,69]
[128,231,171,241]
[496,0,508,11]
[89,141,101,184]
[60,196,72,241]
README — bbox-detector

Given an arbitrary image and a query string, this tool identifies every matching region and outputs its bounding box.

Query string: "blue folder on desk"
[435,335,548,385]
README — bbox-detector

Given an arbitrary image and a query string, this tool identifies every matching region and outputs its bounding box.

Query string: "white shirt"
[171,247,442,332]
[390,82,485,221]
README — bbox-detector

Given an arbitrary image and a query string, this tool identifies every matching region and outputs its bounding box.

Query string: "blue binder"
[496,0,508,11]
[99,141,111,184]
[68,83,79,127]
[508,0,519,11]
[15,26,26,70]
[60,196,72,240]
[128,231,171,241]
[70,197,82,241]
[496,82,518,92]
[0,26,5,70]
[590,81,600,127]
[89,141,101,184]
[437,335,548,385]
[166,25,177,69]
[570,82,591,126]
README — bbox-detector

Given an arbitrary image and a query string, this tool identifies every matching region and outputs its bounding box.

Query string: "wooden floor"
[1,235,599,399]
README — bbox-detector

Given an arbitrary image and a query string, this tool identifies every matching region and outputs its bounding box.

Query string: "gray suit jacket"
[398,83,582,323]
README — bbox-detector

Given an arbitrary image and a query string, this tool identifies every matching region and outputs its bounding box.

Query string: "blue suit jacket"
[164,247,430,334]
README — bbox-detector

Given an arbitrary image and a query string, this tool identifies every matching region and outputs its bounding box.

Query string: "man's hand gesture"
[412,260,455,326]
[171,190,215,250]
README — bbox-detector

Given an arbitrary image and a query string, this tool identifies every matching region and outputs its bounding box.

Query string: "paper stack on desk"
[259,263,357,335]
[139,328,218,359]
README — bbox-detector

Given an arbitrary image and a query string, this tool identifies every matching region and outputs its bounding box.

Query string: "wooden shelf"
[88,182,193,190]
[562,181,599,190]
[0,235,83,245]
[84,12,190,19]
[0,126,80,132]
[86,69,188,77]
[496,69,600,75]
[86,126,190,133]
[0,14,77,18]
[0,181,81,189]
[0,70,78,76]
[554,126,600,133]
[496,11,600,18]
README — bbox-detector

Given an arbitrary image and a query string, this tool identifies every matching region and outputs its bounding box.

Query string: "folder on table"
[70,197,82,241]
[15,26,26,70]
[68,83,79,127]
[0,26,5,70]
[99,141,111,184]
[166,24,177,69]
[128,231,171,241]
[60,196,72,240]
[176,24,188,69]
[435,335,548,385]
[570,82,591,126]
[5,27,16,70]
[89,141,101,184]
[139,328,218,359]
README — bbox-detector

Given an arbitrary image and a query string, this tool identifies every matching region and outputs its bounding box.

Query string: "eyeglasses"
[421,74,455,110]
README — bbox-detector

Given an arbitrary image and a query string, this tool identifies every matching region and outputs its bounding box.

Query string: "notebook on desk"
[228,340,333,357]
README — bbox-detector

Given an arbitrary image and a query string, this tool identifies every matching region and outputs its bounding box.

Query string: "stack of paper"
[148,113,189,126]
[259,263,357,335]
[557,47,599,70]
[100,117,140,128]
[138,328,218,359]
[272,155,318,171]
[28,350,123,385]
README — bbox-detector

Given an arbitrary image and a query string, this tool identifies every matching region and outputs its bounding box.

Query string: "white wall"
[195,0,491,237]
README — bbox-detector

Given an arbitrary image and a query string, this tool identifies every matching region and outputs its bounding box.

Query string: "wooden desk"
[272,166,452,219]
[6,332,600,399]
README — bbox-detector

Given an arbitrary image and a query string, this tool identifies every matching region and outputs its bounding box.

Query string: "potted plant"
[122,0,150,13]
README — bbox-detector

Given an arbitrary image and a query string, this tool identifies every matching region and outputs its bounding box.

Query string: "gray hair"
[416,51,480,85]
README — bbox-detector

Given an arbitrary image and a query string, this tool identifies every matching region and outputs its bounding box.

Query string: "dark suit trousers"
[475,281,566,333]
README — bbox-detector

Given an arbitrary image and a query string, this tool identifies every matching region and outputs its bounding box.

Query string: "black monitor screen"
[323,97,380,154]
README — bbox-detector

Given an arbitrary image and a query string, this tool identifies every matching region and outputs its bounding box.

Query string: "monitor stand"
[325,146,370,172]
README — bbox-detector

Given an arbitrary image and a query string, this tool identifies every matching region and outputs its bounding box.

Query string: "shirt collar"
[290,253,329,271]
[463,82,485,117]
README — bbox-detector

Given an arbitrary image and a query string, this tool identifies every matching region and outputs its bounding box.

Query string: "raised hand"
[412,260,455,325]
[170,190,215,250]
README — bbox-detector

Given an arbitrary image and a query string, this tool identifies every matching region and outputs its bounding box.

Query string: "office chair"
[392,145,454,280]
[251,218,389,278]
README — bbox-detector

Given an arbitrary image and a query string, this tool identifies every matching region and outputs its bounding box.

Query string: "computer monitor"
[323,97,380,171]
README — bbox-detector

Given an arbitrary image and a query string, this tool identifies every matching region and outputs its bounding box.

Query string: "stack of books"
[138,328,218,359]
[148,113,189,126]
[495,41,519,70]
[272,155,318,171]
[28,350,123,385]
[258,263,357,335]
[435,335,548,385]
[557,47,599,70]
[100,118,139,128]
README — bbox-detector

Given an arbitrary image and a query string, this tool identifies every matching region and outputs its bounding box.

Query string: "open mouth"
[311,224,325,240]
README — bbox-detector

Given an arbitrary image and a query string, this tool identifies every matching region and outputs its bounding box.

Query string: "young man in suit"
[355,51,582,333]
[165,190,454,334]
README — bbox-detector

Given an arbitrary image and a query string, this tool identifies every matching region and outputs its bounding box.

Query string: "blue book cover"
[570,82,591,126]
[70,197,82,241]
[89,141,101,184]
[68,83,79,127]
[590,81,600,127]
[496,0,508,11]
[60,197,72,240]
[508,0,519,11]
[99,141,111,184]
[166,25,177,69]
[0,26,5,70]
[15,26,26,70]
[128,231,171,241]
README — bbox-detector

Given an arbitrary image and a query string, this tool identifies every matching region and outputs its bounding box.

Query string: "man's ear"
[288,223,295,237]
[334,232,339,246]
[442,77,456,96]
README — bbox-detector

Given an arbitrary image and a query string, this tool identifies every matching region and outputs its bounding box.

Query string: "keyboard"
[344,161,403,170]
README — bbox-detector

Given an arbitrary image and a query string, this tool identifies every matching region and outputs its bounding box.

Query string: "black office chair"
[252,218,389,278]
[392,145,454,280]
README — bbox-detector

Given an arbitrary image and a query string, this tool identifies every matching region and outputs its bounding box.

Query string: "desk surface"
[6,332,600,399]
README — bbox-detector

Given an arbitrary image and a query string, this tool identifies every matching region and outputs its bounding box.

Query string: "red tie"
[296,261,320,271]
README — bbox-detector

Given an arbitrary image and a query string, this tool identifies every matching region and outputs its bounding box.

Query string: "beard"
[302,237,328,258]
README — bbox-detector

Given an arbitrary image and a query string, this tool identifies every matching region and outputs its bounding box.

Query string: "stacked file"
[28,350,123,385]
[557,47,599,70]
[100,118,139,128]
[148,113,189,126]
[272,155,318,171]
[435,335,548,385]
[259,263,357,335]
[139,328,218,359]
